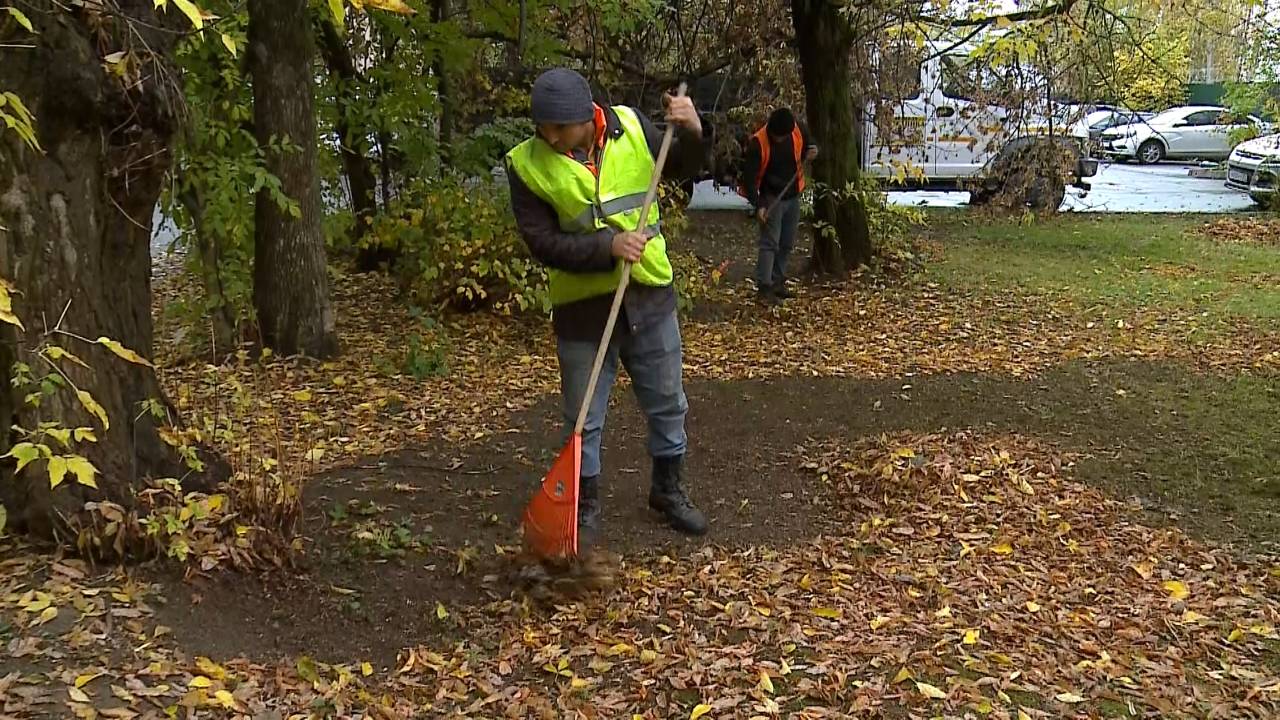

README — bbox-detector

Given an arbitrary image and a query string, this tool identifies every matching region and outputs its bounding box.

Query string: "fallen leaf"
[758,670,774,694]
[1162,580,1189,600]
[68,686,91,703]
[991,541,1014,555]
[963,628,980,645]
[1056,692,1086,703]
[690,703,713,719]
[917,681,948,699]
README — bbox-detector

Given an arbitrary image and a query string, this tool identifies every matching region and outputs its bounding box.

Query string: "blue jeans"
[757,196,800,290]
[556,309,688,479]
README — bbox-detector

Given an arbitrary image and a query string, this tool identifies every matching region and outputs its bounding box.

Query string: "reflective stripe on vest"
[751,125,807,194]
[506,106,673,307]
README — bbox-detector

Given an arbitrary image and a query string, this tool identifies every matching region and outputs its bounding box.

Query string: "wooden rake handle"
[573,81,688,435]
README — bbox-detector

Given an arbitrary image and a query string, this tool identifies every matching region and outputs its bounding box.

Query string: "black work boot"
[648,456,708,536]
[773,281,794,299]
[578,475,602,550]
[757,286,782,306]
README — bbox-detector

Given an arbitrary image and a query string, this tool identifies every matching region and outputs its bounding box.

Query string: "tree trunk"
[248,0,339,358]
[0,2,222,538]
[791,0,873,272]
[317,19,387,272]
[177,188,238,353]
[433,0,456,163]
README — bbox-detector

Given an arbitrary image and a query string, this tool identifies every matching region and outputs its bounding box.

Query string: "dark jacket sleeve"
[742,136,762,207]
[633,107,705,181]
[507,164,616,273]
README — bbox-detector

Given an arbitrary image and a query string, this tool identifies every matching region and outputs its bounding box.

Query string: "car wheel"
[1137,140,1165,165]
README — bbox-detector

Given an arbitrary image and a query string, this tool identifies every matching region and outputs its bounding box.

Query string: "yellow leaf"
[963,628,980,645]
[47,456,68,489]
[73,427,98,443]
[917,681,947,699]
[195,657,226,680]
[758,670,774,694]
[1026,601,1041,612]
[3,442,42,474]
[892,667,913,684]
[690,704,713,720]
[76,390,111,431]
[0,283,24,330]
[640,649,658,663]
[96,337,154,368]
[45,345,89,369]
[214,689,237,709]
[361,0,417,14]
[1056,692,1085,703]
[1180,610,1207,623]
[935,606,952,619]
[36,606,58,625]
[5,6,35,33]
[68,686,91,703]
[812,607,841,619]
[172,0,204,28]
[991,541,1014,555]
[1162,580,1189,600]
[869,615,891,630]
[1227,628,1245,642]
[220,33,237,56]
[292,390,313,402]
[780,658,791,675]
[66,456,98,489]
[435,602,448,620]
[74,673,101,689]
[361,662,373,677]
[189,676,212,688]
[1018,710,1032,720]
[328,0,345,30]
[569,676,589,689]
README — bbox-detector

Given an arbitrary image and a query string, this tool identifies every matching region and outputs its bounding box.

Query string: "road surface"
[688,161,1260,214]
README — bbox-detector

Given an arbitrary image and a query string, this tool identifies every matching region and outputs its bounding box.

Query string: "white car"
[1226,132,1280,208]
[1101,106,1267,164]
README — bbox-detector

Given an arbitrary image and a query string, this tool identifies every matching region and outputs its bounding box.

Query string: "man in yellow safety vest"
[505,68,709,546]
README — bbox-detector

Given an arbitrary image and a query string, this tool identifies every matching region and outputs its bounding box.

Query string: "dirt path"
[158,358,1279,666]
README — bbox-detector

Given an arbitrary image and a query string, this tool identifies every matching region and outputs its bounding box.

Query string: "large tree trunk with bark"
[791,0,873,272]
[317,19,386,272]
[248,0,339,358]
[0,2,222,539]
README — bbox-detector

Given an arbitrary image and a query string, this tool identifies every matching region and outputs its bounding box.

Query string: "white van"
[861,40,1098,210]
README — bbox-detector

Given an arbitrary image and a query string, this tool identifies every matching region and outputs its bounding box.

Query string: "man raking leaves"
[506,68,709,566]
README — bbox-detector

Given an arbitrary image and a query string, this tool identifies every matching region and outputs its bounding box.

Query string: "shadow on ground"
[157,358,1279,665]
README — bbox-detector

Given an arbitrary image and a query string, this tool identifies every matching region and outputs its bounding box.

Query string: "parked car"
[1225,132,1280,208]
[1101,106,1267,164]
[1071,109,1154,143]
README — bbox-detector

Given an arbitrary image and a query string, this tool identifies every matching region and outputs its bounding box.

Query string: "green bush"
[367,176,550,314]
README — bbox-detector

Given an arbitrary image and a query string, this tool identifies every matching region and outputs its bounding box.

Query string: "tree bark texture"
[791,0,873,272]
[0,2,220,537]
[248,0,339,358]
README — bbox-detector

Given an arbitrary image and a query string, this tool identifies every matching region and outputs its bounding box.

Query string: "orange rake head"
[521,432,581,559]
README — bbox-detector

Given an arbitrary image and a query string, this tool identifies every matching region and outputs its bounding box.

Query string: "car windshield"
[1084,110,1114,127]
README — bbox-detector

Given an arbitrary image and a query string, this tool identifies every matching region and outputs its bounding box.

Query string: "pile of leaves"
[5,432,1277,718]
[1197,218,1280,247]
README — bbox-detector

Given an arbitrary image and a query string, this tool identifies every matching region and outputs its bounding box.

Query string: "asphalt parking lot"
[688,161,1262,214]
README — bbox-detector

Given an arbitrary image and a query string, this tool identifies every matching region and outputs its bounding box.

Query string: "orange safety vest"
[738,125,806,198]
